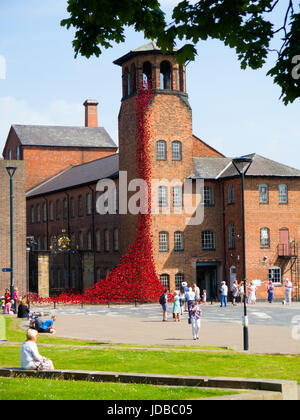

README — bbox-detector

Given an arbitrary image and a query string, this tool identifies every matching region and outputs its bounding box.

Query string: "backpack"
[159,294,165,305]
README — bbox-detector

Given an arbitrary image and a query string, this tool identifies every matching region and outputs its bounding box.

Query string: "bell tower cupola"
[113,41,187,99]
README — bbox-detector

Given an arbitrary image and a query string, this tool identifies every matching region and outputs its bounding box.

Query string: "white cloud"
[0,97,83,155]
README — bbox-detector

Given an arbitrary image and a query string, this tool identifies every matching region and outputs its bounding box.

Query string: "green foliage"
[61,0,300,104]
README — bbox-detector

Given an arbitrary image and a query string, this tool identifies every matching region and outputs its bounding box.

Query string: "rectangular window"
[175,273,184,290]
[174,231,184,252]
[160,274,170,289]
[269,267,282,285]
[202,231,216,250]
[260,228,270,248]
[279,184,288,204]
[158,186,168,207]
[202,186,214,206]
[173,186,183,207]
[259,184,269,204]
[159,232,169,252]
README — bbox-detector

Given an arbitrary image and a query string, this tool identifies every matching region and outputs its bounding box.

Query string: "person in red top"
[4,289,10,305]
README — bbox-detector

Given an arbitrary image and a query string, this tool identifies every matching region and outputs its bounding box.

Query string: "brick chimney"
[83,99,99,127]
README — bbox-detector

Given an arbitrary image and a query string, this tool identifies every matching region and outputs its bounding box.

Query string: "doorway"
[196,263,219,302]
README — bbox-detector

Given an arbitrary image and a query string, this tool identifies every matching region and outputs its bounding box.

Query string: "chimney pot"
[83,99,99,127]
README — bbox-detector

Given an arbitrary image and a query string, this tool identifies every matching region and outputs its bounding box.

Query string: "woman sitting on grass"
[20,329,54,371]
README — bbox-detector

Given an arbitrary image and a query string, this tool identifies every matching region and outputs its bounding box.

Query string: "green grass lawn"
[0,377,236,400]
[1,345,300,385]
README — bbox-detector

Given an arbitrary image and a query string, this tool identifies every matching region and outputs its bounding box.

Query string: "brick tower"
[114,42,197,285]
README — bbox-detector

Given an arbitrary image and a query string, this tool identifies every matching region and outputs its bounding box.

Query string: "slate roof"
[12,125,117,149]
[114,41,176,66]
[190,154,300,180]
[26,154,119,198]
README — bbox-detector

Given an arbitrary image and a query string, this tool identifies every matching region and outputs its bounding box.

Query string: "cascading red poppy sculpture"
[29,82,164,305]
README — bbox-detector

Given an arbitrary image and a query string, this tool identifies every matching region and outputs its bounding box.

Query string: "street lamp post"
[232,157,253,351]
[6,166,17,311]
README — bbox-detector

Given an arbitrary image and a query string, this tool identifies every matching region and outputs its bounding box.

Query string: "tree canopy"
[61,0,300,104]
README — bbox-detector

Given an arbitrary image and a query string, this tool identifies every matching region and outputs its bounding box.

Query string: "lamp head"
[6,166,17,178]
[232,157,253,175]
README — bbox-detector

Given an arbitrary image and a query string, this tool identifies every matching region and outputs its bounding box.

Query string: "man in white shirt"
[220,281,228,308]
[284,278,293,305]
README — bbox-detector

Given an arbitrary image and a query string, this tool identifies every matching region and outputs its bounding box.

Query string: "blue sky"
[0,0,299,168]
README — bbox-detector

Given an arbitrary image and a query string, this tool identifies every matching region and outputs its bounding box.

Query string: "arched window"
[156,140,167,161]
[229,223,236,249]
[143,62,152,88]
[173,185,183,207]
[174,231,184,252]
[130,63,136,94]
[179,65,184,92]
[158,186,168,207]
[228,185,235,204]
[104,229,110,252]
[78,232,84,250]
[87,231,92,250]
[55,199,60,221]
[123,67,130,97]
[96,230,101,251]
[63,198,68,219]
[86,193,92,215]
[36,205,41,223]
[113,228,119,251]
[202,230,216,250]
[279,184,288,204]
[49,201,54,221]
[172,141,182,161]
[78,195,83,217]
[70,197,75,218]
[175,273,184,290]
[160,274,170,289]
[159,232,169,252]
[160,61,172,90]
[260,227,270,248]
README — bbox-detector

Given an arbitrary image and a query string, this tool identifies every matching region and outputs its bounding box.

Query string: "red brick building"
[4,42,300,300]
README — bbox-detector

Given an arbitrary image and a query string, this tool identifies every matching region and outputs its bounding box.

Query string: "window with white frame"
[175,273,184,290]
[269,266,282,285]
[156,140,167,161]
[173,186,183,207]
[172,141,182,161]
[260,227,270,248]
[202,186,214,206]
[158,186,168,207]
[202,230,216,250]
[159,232,169,252]
[174,231,184,251]
[278,184,288,204]
[259,184,269,204]
[160,274,170,289]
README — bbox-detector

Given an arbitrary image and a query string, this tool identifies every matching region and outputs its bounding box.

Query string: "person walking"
[220,281,228,308]
[267,281,274,304]
[20,329,54,371]
[190,299,202,340]
[182,282,188,312]
[231,281,239,306]
[185,287,196,322]
[179,286,186,316]
[284,278,293,305]
[248,281,257,304]
[173,291,181,322]
[239,282,245,305]
[160,288,169,322]
[192,283,200,300]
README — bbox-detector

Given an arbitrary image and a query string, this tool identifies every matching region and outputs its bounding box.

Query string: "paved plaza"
[30,302,300,354]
